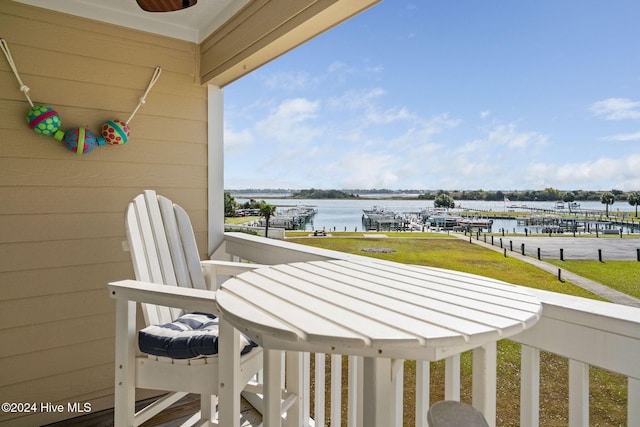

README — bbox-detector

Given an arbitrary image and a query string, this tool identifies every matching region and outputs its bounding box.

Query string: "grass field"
[547,259,640,299]
[224,216,261,225]
[288,235,628,426]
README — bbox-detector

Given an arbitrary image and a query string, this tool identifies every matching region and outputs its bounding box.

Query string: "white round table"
[216,259,542,426]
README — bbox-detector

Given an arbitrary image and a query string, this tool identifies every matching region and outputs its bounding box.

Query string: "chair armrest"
[200,260,270,290]
[108,279,219,315]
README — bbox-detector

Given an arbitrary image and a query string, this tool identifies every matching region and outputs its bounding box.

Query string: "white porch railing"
[220,232,640,427]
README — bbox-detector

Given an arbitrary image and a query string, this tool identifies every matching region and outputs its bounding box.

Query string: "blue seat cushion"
[138,312,257,359]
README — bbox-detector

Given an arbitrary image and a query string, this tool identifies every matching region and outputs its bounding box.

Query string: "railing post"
[472,342,497,427]
[568,359,589,427]
[520,345,540,427]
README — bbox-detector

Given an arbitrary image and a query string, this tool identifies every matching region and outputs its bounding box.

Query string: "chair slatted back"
[125,190,207,325]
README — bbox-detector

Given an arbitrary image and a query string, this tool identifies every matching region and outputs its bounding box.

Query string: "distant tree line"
[417,188,638,202]
[290,189,359,199]
[225,188,640,218]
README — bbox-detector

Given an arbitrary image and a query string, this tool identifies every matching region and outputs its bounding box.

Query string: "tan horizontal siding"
[0,2,208,425]
[0,213,129,244]
[0,289,113,330]
[0,263,132,301]
[1,338,113,387]
[2,2,197,75]
[0,124,208,164]
[0,363,113,426]
[0,187,207,214]
[0,158,207,188]
[0,312,116,359]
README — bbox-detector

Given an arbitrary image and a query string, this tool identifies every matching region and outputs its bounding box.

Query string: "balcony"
[113,232,639,426]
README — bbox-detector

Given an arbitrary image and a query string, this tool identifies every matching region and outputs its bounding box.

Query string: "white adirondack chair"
[112,190,265,426]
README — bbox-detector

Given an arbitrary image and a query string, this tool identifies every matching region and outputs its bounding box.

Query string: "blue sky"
[224,1,640,191]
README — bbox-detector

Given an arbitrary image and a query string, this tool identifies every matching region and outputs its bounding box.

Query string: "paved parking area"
[489,236,640,261]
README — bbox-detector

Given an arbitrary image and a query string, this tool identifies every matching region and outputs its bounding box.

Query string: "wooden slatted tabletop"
[217,259,542,361]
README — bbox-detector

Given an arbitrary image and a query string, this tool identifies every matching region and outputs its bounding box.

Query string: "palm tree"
[224,191,236,217]
[628,192,640,217]
[600,192,615,216]
[259,201,277,237]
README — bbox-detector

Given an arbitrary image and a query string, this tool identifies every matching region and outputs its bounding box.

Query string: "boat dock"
[259,206,318,230]
[362,207,411,231]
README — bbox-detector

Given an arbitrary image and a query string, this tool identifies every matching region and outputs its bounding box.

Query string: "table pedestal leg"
[363,357,403,427]
[264,349,283,427]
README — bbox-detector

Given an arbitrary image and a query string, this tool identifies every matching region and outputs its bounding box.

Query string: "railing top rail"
[526,287,640,337]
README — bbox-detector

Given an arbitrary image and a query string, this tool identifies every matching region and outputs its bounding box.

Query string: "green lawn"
[290,235,627,426]
[285,231,456,238]
[288,236,603,299]
[547,259,640,299]
[224,215,260,225]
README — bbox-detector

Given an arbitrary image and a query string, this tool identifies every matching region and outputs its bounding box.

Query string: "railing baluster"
[520,345,540,427]
[330,354,342,426]
[347,355,363,427]
[629,377,640,426]
[302,353,310,426]
[314,353,325,426]
[393,360,404,426]
[415,361,430,427]
[568,359,589,427]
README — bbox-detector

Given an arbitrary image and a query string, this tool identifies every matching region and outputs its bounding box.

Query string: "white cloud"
[328,88,386,112]
[327,61,354,74]
[224,127,254,153]
[457,123,548,158]
[526,154,640,190]
[255,98,323,144]
[480,110,491,120]
[602,131,640,141]
[263,71,310,91]
[486,123,549,149]
[389,113,460,151]
[333,152,399,189]
[590,98,640,120]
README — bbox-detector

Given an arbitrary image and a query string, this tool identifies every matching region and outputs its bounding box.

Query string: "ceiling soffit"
[200,0,381,87]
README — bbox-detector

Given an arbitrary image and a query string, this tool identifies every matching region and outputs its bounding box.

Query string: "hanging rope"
[1,38,35,107]
[127,66,162,123]
[1,38,163,155]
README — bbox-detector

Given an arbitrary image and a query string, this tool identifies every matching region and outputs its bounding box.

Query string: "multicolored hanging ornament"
[62,127,105,154]
[27,105,64,139]
[101,119,131,145]
[1,38,161,155]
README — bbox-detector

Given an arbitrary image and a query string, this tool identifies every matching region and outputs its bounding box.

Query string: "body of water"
[233,196,639,233]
